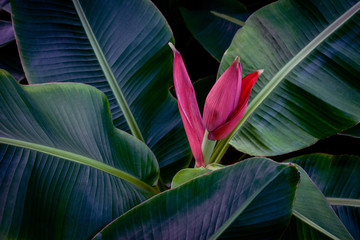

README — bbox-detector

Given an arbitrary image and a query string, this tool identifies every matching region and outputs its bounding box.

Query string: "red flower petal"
[208,69,263,140]
[178,106,204,167]
[203,58,241,132]
[169,43,205,167]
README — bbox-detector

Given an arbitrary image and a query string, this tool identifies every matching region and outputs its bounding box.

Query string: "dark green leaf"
[214,0,360,160]
[288,164,353,239]
[11,0,191,181]
[0,70,159,239]
[93,158,300,239]
[289,154,360,239]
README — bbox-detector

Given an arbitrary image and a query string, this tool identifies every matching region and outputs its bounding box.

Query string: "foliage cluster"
[0,0,359,239]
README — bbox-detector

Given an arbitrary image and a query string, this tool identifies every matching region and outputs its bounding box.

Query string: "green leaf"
[170,164,224,188]
[340,123,360,138]
[0,70,159,239]
[179,0,248,61]
[289,154,360,239]
[213,0,360,161]
[93,158,300,239]
[286,163,353,239]
[11,0,191,181]
[171,167,211,188]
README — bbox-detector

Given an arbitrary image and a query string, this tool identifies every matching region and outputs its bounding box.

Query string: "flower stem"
[201,130,217,166]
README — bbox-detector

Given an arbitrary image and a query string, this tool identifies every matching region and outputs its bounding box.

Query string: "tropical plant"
[0,0,359,239]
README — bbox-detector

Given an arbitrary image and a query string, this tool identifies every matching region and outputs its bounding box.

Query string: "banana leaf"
[213,0,360,161]
[93,158,300,239]
[289,154,360,239]
[0,70,159,239]
[11,0,191,181]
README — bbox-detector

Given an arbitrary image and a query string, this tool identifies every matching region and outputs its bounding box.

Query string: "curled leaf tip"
[235,56,240,63]
[168,42,177,52]
[257,69,264,75]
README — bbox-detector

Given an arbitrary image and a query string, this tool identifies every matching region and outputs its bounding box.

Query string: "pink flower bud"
[203,58,263,140]
[169,42,262,166]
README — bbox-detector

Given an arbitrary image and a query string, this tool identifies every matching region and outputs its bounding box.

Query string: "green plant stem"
[327,197,360,207]
[72,0,144,142]
[210,11,245,26]
[210,137,230,164]
[202,130,217,166]
[238,153,249,161]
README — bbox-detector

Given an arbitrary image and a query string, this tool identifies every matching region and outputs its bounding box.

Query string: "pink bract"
[169,43,206,167]
[169,42,263,166]
[203,60,263,140]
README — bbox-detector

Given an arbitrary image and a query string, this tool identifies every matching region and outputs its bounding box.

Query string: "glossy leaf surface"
[11,0,190,181]
[0,70,159,239]
[289,154,360,239]
[216,0,360,158]
[171,167,211,188]
[289,164,353,239]
[94,158,299,239]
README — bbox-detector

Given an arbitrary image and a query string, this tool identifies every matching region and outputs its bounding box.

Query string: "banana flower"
[169,42,263,167]
[203,57,263,140]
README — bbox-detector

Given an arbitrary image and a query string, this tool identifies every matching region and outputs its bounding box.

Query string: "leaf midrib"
[71,0,144,142]
[209,164,295,239]
[210,11,245,26]
[0,137,158,194]
[327,197,360,207]
[211,2,360,163]
[293,210,343,240]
